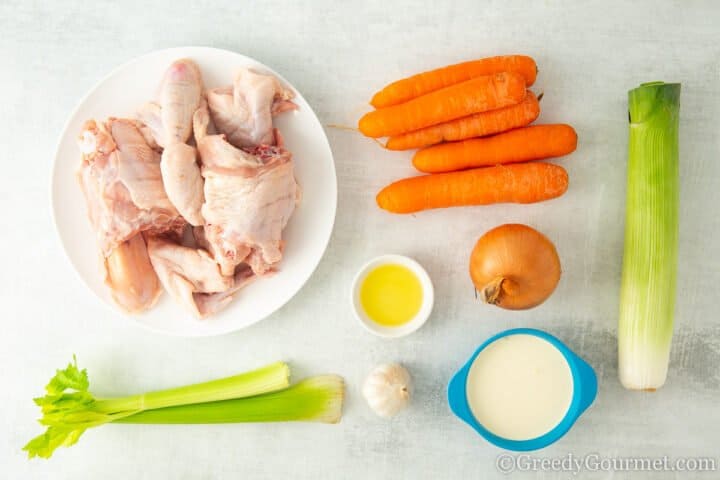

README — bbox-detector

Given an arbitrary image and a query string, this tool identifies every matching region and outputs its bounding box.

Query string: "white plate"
[51,47,337,337]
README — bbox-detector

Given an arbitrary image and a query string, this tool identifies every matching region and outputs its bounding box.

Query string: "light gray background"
[2,1,718,479]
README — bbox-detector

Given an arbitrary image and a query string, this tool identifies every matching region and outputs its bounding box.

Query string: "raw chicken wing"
[207,68,296,148]
[136,59,205,226]
[160,143,204,226]
[147,236,255,318]
[137,59,204,147]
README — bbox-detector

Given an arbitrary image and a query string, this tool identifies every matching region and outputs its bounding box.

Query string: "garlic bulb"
[362,363,412,418]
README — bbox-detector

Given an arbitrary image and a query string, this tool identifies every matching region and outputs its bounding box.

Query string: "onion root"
[479,277,506,305]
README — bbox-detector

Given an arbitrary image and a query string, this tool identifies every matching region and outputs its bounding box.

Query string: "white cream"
[466,334,573,441]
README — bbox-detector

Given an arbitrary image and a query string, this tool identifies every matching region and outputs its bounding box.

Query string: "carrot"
[385,91,540,150]
[359,72,526,138]
[413,124,578,173]
[376,162,568,214]
[370,55,537,108]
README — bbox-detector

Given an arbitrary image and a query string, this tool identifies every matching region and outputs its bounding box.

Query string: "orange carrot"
[376,163,568,214]
[359,72,526,138]
[413,124,578,173]
[371,55,537,108]
[385,91,540,150]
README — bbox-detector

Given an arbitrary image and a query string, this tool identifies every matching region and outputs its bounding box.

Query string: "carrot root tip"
[326,123,358,132]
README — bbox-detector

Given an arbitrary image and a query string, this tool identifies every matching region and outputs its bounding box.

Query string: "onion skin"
[469,224,561,310]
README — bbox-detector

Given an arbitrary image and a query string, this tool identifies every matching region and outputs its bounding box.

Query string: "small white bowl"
[350,254,434,338]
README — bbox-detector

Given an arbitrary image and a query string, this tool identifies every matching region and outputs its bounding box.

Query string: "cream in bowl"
[351,255,434,338]
[448,328,597,450]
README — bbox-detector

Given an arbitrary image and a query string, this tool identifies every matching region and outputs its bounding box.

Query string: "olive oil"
[359,264,423,327]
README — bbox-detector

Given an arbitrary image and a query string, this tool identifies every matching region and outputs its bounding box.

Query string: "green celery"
[116,375,344,424]
[24,358,292,458]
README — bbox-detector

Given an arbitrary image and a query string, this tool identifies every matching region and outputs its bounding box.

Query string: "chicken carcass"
[78,118,182,257]
[136,59,205,226]
[194,102,299,276]
[146,236,255,318]
[206,68,296,148]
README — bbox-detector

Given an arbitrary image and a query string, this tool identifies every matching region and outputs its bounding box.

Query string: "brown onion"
[469,224,561,310]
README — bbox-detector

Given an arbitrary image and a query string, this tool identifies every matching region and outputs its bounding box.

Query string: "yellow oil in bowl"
[359,263,423,327]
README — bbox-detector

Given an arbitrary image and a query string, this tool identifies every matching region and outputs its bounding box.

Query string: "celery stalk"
[92,361,290,414]
[618,81,680,390]
[24,358,298,458]
[116,375,344,424]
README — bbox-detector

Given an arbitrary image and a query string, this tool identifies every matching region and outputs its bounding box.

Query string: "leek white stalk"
[618,81,680,391]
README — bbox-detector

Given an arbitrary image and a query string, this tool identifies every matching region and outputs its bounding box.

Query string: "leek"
[24,358,343,459]
[618,81,680,390]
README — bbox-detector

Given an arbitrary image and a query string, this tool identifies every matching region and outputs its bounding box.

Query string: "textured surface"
[2,1,719,478]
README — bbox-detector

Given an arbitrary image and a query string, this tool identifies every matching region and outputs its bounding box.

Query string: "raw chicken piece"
[161,59,203,144]
[160,143,204,226]
[105,234,162,313]
[78,118,182,256]
[206,68,296,148]
[112,119,179,212]
[194,264,256,317]
[136,59,205,226]
[194,103,299,276]
[137,59,204,147]
[146,236,255,318]
[136,102,164,149]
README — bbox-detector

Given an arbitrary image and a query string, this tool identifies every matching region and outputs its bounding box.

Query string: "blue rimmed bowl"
[447,328,597,451]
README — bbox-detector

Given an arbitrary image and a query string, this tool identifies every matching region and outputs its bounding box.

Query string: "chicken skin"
[194,102,299,276]
[78,118,182,256]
